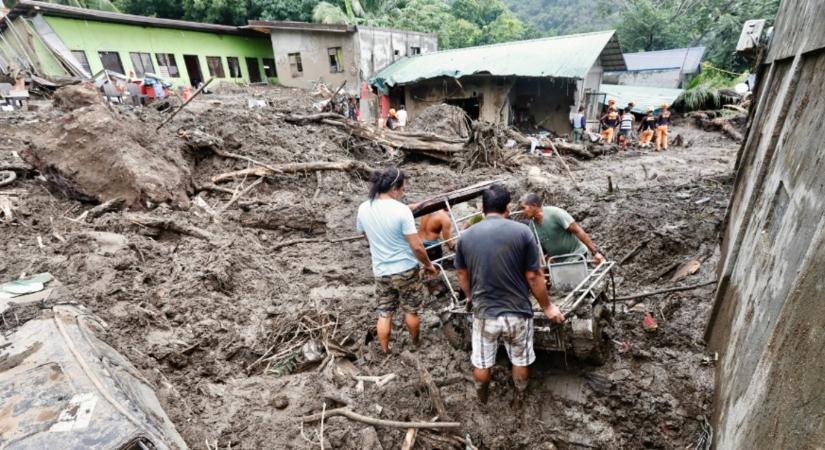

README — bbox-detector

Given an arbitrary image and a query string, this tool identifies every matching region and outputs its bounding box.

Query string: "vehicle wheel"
[442,314,471,351]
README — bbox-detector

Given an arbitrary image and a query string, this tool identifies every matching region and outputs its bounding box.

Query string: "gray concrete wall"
[706,1,825,448]
[269,29,357,91]
[356,27,436,80]
[604,68,682,88]
[402,75,576,134]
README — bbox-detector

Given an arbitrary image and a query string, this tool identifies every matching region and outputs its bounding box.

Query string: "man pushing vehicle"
[454,184,565,407]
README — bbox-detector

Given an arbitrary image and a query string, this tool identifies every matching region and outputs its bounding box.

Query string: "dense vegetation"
[506,0,780,71]
[29,0,779,71]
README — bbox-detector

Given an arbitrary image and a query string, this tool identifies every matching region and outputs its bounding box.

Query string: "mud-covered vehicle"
[412,181,616,365]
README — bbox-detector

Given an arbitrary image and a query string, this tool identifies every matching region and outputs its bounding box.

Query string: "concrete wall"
[705,1,825,448]
[270,29,357,91]
[604,68,683,88]
[43,16,273,87]
[401,74,577,134]
[402,75,512,124]
[356,27,436,81]
[270,27,436,97]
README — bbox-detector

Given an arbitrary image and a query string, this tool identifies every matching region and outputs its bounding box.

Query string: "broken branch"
[615,280,717,302]
[300,408,461,430]
[401,350,451,421]
[126,214,216,243]
[211,160,374,184]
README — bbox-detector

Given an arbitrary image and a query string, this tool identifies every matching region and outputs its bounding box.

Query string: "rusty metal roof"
[371,30,626,88]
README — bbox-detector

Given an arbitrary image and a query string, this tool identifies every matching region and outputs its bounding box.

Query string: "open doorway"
[183,55,203,87]
[245,57,262,83]
[446,96,481,120]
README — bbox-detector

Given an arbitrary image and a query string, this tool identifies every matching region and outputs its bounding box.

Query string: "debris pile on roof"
[22,84,192,208]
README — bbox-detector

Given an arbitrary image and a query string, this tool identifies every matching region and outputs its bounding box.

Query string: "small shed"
[371,30,626,133]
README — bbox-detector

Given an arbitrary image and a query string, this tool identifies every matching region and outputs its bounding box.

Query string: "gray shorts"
[471,315,535,369]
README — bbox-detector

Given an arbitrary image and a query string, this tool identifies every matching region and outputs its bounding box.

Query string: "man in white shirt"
[356,167,436,353]
[395,105,408,131]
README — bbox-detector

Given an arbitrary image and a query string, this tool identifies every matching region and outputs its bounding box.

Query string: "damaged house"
[0,0,274,87]
[370,30,626,134]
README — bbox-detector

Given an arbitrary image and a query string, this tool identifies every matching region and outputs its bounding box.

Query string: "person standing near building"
[454,184,565,406]
[571,106,586,143]
[356,167,437,354]
[656,103,672,151]
[396,105,408,131]
[638,107,656,148]
[600,106,619,144]
[618,108,634,150]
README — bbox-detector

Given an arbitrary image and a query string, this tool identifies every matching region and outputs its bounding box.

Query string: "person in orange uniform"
[655,103,672,151]
[600,106,620,144]
[638,107,656,148]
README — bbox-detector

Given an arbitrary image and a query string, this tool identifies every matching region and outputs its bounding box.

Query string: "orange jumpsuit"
[639,115,656,145]
[656,111,671,150]
[600,111,619,143]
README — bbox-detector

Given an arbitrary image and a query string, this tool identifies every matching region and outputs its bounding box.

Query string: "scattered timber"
[401,351,451,421]
[300,408,461,430]
[211,160,374,184]
[615,279,717,301]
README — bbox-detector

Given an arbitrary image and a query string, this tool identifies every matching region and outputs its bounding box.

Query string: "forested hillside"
[503,0,616,37]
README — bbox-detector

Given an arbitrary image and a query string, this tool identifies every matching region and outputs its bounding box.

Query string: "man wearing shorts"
[357,167,437,354]
[454,184,565,406]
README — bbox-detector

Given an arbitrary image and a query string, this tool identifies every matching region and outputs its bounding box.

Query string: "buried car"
[0,274,187,450]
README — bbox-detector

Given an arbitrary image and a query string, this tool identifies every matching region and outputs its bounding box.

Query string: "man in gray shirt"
[454,184,565,406]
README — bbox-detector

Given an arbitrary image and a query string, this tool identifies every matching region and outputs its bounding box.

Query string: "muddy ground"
[0,85,737,449]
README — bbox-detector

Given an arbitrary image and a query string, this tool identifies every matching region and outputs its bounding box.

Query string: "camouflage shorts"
[374,267,428,317]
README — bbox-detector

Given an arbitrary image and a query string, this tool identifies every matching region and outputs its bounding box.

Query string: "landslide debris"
[22,84,192,208]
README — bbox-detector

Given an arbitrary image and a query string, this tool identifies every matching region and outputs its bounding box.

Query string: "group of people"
[356,168,605,406]
[572,100,673,151]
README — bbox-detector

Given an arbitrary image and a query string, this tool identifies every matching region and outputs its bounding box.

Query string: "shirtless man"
[418,208,454,262]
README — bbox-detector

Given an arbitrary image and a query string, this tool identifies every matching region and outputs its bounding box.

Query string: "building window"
[206,56,225,78]
[409,46,421,55]
[227,57,242,78]
[129,52,155,78]
[71,50,91,74]
[98,51,125,75]
[262,57,277,78]
[328,47,344,73]
[288,52,303,77]
[155,53,179,78]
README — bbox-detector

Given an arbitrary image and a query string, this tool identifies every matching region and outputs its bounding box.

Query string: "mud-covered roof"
[371,30,626,89]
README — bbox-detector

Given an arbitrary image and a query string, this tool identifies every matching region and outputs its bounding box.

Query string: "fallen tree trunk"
[212,160,374,184]
[284,113,469,156]
[402,351,450,421]
[126,214,216,243]
[551,140,596,159]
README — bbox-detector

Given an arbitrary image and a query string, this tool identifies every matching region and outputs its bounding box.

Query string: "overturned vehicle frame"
[412,181,616,364]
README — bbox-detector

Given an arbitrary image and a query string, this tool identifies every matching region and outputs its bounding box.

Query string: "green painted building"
[0,0,276,87]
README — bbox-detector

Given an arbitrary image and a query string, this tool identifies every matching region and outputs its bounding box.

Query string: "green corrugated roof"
[371,30,625,90]
[600,84,683,114]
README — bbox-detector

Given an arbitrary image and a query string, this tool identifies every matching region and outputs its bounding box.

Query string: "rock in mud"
[23,87,191,208]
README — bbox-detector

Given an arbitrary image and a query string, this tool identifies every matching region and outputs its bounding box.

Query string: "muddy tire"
[442,314,471,351]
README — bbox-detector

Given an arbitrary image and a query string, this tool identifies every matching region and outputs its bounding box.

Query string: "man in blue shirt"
[357,167,437,354]
[454,184,565,406]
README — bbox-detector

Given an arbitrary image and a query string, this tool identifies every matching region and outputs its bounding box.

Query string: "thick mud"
[0,86,737,449]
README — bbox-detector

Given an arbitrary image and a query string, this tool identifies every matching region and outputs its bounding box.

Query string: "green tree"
[114,0,184,18]
[258,0,320,22]
[312,1,351,24]
[452,0,483,25]
[482,10,525,44]
[439,18,482,48]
